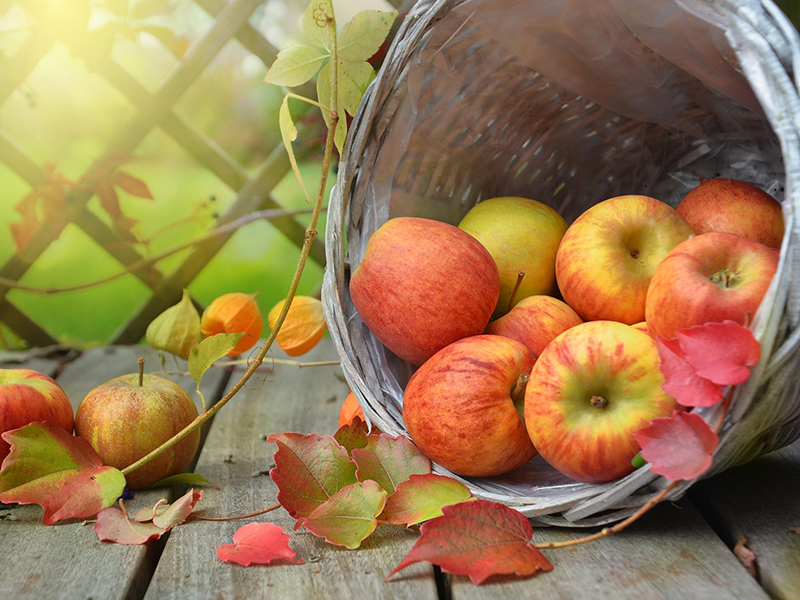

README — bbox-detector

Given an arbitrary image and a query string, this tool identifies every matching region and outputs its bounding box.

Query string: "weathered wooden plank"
[447,499,769,599]
[0,346,228,600]
[145,339,439,600]
[690,440,800,600]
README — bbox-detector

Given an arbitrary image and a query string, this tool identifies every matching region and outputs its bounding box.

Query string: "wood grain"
[448,500,769,599]
[691,440,800,600]
[0,346,228,600]
[145,339,439,600]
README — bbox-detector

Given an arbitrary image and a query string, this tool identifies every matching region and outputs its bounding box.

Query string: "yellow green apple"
[556,195,692,324]
[458,197,567,317]
[525,321,678,483]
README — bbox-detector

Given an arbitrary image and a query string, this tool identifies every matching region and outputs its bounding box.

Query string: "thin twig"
[190,503,281,521]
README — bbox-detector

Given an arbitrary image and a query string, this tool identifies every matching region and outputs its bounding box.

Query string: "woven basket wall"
[322,0,800,526]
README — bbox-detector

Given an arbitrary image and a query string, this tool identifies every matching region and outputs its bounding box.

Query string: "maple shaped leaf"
[9,163,73,251]
[634,410,718,481]
[267,432,357,520]
[380,473,474,527]
[388,500,553,584]
[0,422,126,524]
[676,321,761,385]
[334,416,369,456]
[95,505,166,545]
[297,480,387,549]
[352,432,431,494]
[656,336,723,407]
[217,522,303,566]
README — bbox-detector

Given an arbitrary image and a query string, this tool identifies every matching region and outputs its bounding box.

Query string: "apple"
[75,361,200,489]
[630,321,651,336]
[677,178,784,248]
[485,295,582,357]
[525,321,678,483]
[556,195,693,324]
[458,197,567,317]
[403,335,536,477]
[350,217,500,365]
[0,369,73,463]
[645,232,779,339]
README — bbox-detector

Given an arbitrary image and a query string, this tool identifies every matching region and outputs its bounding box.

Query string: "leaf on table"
[388,499,553,584]
[95,505,167,545]
[634,410,718,481]
[267,296,327,357]
[278,94,311,203]
[734,536,757,577]
[656,336,723,407]
[0,422,126,525]
[676,321,761,386]
[189,332,244,410]
[146,289,202,360]
[337,9,397,62]
[112,171,154,199]
[149,472,219,489]
[316,62,347,155]
[217,522,303,566]
[334,415,369,456]
[352,432,431,495]
[267,432,357,520]
[133,499,169,523]
[297,480,387,549]
[264,43,327,87]
[380,473,474,526]
[152,489,202,529]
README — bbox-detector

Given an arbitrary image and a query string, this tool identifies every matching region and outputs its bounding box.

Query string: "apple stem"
[590,395,608,408]
[138,357,145,387]
[511,372,529,406]
[507,270,525,313]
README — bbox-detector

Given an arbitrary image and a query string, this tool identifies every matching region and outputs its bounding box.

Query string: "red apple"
[525,321,678,483]
[75,365,200,489]
[631,321,651,336]
[677,178,784,248]
[350,217,500,365]
[0,369,73,463]
[403,335,536,477]
[556,195,693,324]
[485,295,582,357]
[645,232,779,339]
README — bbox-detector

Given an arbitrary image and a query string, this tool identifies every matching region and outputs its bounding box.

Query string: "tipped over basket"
[322,0,800,526]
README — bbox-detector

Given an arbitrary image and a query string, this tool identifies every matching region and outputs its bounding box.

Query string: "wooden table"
[1,340,797,599]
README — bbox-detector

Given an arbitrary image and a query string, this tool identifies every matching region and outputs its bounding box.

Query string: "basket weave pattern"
[323,0,800,526]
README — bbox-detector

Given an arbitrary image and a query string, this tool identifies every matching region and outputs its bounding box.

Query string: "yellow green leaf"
[316,63,347,155]
[145,289,201,360]
[337,9,397,62]
[303,1,332,50]
[188,333,243,411]
[279,94,311,203]
[337,60,375,116]
[264,43,327,87]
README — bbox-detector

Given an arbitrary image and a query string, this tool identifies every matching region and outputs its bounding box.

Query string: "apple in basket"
[403,335,536,477]
[525,321,678,483]
[677,178,784,249]
[485,295,582,358]
[0,369,74,463]
[556,195,693,324]
[75,362,200,489]
[646,232,779,339]
[349,217,500,366]
[458,197,567,317]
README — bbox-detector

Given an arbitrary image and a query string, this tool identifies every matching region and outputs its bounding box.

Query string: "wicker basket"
[322,0,800,526]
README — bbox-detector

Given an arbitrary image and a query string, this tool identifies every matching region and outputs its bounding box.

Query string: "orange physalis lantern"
[201,293,263,357]
[267,296,327,357]
[338,391,365,427]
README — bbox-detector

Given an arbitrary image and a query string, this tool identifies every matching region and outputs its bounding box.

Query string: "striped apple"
[0,369,73,463]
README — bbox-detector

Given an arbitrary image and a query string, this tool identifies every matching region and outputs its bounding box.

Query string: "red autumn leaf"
[95,505,167,545]
[388,500,553,585]
[0,422,126,524]
[634,410,718,481]
[352,433,431,495]
[267,432,357,520]
[297,480,387,549]
[216,522,303,566]
[113,171,154,199]
[656,336,723,407]
[334,416,369,456]
[380,473,474,526]
[9,165,72,252]
[676,321,761,386]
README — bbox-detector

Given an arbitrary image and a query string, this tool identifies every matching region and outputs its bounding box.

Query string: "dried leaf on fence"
[113,171,154,199]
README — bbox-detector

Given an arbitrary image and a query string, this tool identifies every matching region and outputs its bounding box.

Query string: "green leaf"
[188,333,243,410]
[351,433,431,495]
[334,417,369,457]
[380,474,474,526]
[316,63,347,155]
[149,472,219,489]
[303,1,331,50]
[337,9,397,62]
[264,43,327,87]
[337,60,375,116]
[279,95,312,203]
[146,289,201,360]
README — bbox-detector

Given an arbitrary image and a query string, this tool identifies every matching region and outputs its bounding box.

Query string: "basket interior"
[341,0,787,499]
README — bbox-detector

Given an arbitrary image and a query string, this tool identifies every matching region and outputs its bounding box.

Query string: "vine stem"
[121,6,339,479]
[190,503,281,522]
